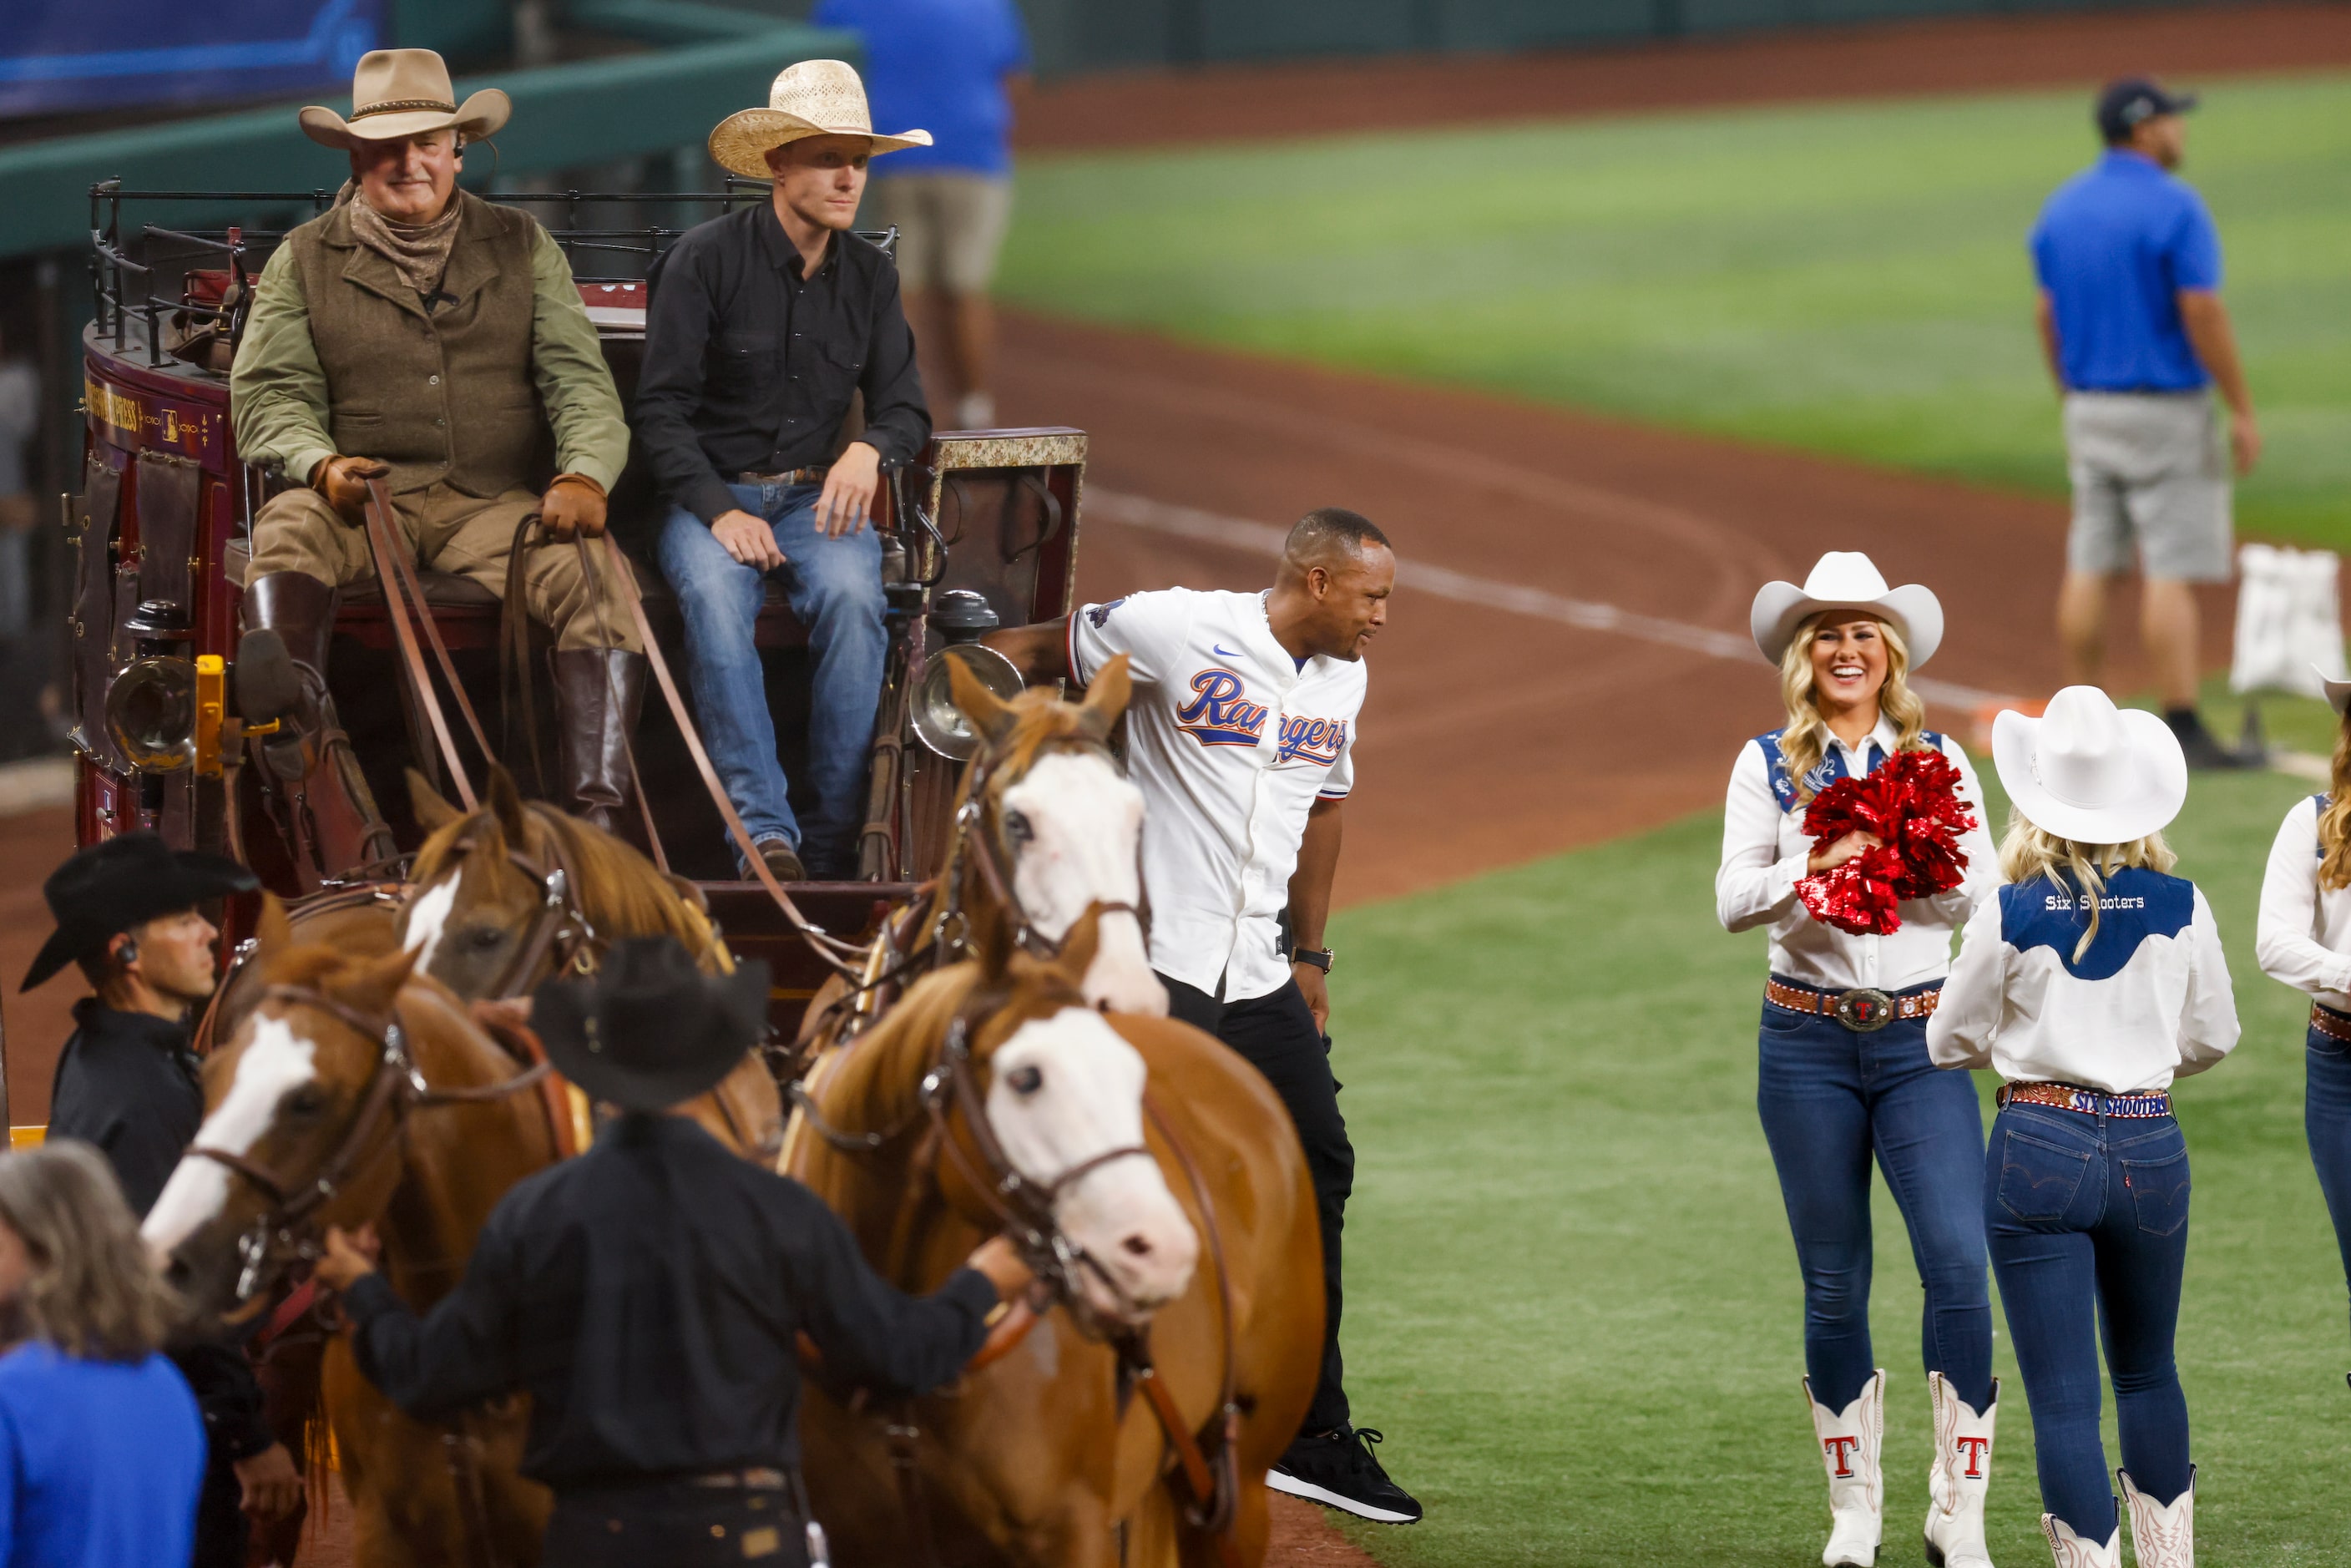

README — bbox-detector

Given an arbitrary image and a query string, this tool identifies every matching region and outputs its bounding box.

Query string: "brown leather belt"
[686,1467,791,1490]
[1995,1080,2172,1119]
[2313,1003,2351,1044]
[1765,979,1939,1033]
[731,466,830,486]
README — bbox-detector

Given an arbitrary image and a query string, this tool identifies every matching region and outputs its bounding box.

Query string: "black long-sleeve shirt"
[344,1112,996,1490]
[635,202,931,526]
[48,1001,278,1466]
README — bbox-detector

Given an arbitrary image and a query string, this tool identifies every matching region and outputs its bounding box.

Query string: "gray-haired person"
[2032,78,2260,770]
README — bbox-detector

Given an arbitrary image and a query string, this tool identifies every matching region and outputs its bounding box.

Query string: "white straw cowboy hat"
[2318,664,2351,716]
[708,58,932,180]
[300,48,510,150]
[1751,551,1944,670]
[1994,686,2187,845]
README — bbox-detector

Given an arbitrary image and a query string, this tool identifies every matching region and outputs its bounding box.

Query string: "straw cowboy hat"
[2318,664,2351,716]
[1994,685,2187,846]
[707,58,932,180]
[1751,551,1944,670]
[533,937,770,1112]
[300,48,511,150]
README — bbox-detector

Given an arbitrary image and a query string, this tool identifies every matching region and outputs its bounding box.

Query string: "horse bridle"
[192,984,551,1302]
[429,807,603,1002]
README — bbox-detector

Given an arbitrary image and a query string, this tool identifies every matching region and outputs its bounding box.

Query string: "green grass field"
[1320,761,2350,1565]
[1002,73,2351,550]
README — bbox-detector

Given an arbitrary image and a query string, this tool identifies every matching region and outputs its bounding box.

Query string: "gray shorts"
[865,173,1013,295]
[2062,391,2232,582]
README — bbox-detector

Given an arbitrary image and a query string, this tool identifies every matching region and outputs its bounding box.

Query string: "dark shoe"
[755,837,806,884]
[1267,1426,1421,1524]
[2165,708,2253,771]
[240,571,396,884]
[553,649,645,832]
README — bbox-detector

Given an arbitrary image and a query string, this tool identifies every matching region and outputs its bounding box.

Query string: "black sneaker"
[2165,709,2254,771]
[1267,1426,1421,1524]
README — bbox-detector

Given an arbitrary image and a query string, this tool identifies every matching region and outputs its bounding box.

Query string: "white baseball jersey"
[1068,587,1363,1002]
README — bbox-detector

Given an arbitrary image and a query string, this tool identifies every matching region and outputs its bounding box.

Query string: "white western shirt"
[1068,587,1363,1003]
[2255,794,2351,1011]
[1928,867,2240,1094]
[1715,717,2000,992]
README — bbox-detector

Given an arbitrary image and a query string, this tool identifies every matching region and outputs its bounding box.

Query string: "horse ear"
[948,651,1021,746]
[407,767,463,834]
[487,763,529,843]
[336,943,419,1019]
[253,893,294,959]
[1075,653,1131,742]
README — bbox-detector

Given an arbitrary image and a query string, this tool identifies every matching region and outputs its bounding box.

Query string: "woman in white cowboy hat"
[1716,551,2002,1568]
[1930,686,2237,1568]
[2253,666,2351,1366]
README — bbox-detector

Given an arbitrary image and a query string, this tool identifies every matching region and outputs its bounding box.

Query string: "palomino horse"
[397,765,784,1157]
[145,913,565,1565]
[797,652,1165,1060]
[786,712,1324,1566]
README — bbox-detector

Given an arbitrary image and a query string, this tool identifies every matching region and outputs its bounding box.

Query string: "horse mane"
[407,798,733,975]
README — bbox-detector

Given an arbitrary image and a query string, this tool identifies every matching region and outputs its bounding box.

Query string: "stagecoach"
[73,180,1084,1032]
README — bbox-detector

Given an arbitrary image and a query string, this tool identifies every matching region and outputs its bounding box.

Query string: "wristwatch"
[1292,947,1334,974]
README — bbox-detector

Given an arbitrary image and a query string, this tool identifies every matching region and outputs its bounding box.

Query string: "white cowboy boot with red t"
[1924,1372,1998,1567]
[1805,1370,1885,1566]
[2040,1513,2121,1568]
[2121,1469,2194,1568]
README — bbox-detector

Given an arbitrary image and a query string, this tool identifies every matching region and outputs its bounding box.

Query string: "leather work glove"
[310,454,391,525]
[538,473,609,544]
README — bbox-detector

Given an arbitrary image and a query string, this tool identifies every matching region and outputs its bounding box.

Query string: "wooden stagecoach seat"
[220,536,809,651]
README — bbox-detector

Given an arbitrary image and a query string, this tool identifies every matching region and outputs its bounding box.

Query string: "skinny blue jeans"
[2307,1019,2351,1347]
[1756,981,1995,1414]
[1986,1102,2195,1541]
[655,483,883,870]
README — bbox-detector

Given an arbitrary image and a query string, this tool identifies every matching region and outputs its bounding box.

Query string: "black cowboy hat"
[533,937,770,1112]
[22,833,259,992]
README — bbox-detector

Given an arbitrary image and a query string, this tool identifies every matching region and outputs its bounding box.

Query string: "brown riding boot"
[552,648,645,834]
[238,572,397,886]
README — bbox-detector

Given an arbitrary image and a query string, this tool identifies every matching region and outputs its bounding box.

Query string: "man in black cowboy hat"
[23,833,304,1563]
[315,936,1028,1565]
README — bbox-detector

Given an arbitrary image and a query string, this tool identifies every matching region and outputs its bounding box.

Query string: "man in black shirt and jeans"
[318,937,1027,1565]
[636,59,935,880]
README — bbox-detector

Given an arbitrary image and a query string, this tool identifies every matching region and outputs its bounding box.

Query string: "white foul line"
[1085,488,2017,714]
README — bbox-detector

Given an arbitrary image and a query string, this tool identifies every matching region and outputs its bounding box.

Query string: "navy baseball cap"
[2097,78,2197,143]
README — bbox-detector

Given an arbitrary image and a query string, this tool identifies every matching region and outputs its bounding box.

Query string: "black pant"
[1160,973,1353,1435]
[544,1482,806,1566]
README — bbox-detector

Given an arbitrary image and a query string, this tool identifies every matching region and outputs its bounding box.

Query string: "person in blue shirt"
[813,0,1031,430]
[0,1141,205,1568]
[2029,78,2261,772]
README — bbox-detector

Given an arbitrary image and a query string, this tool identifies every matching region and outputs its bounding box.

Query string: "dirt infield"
[1019,2,2351,152]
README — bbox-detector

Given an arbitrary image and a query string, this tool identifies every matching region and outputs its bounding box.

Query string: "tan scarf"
[337,178,465,296]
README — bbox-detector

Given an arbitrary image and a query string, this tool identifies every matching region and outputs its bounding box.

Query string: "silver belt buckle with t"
[1834,988,1895,1032]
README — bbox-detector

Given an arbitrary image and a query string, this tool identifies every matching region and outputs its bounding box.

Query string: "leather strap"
[1995,1080,2173,1119]
[499,509,547,795]
[2313,1003,2351,1045]
[731,467,829,486]
[361,478,491,809]
[588,533,859,974]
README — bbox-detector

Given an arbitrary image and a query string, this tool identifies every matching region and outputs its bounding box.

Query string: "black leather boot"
[552,648,645,834]
[238,571,397,885]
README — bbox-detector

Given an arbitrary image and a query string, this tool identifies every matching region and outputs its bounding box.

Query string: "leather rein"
[193,984,552,1304]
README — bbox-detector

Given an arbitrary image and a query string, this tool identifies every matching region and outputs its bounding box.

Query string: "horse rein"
[433,806,603,1002]
[194,983,553,1302]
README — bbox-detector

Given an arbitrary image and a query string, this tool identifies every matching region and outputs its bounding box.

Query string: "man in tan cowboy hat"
[635,59,933,881]
[230,48,639,872]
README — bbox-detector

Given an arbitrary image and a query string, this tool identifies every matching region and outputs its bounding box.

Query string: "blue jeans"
[2308,1021,2351,1347]
[1756,982,1994,1414]
[1986,1103,2194,1540]
[656,483,884,869]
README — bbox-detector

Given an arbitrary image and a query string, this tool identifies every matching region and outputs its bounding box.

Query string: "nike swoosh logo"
[1212,645,1243,658]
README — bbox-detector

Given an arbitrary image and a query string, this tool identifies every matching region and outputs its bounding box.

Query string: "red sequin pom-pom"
[1794,749,1978,937]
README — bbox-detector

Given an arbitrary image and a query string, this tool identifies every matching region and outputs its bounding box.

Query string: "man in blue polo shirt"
[2030,77,2261,770]
[814,0,1030,432]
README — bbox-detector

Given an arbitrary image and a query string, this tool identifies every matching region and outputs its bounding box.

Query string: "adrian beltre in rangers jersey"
[986,506,1420,1525]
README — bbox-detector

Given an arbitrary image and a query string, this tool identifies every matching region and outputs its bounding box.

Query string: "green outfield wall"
[1013,0,2287,74]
